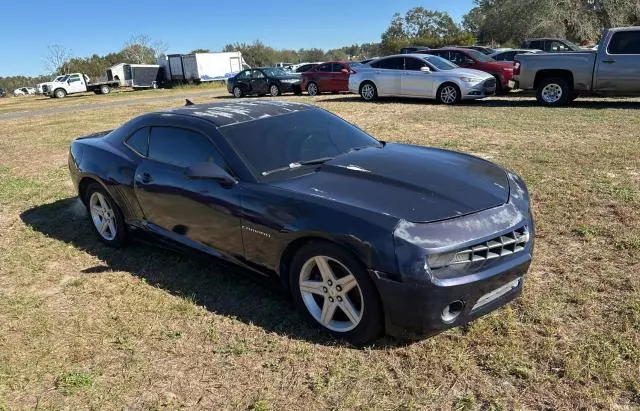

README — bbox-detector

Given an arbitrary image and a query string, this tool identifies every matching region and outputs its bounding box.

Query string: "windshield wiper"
[261,157,334,176]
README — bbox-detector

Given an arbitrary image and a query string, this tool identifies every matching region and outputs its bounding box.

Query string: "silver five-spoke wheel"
[299,256,364,332]
[307,82,319,96]
[89,192,117,241]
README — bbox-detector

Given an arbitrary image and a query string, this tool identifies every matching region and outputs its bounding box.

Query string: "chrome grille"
[429,226,529,269]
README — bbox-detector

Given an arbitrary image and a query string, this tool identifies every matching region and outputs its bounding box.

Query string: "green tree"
[190,48,211,53]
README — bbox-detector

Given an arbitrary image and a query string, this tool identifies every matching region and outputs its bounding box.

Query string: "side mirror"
[420,66,431,73]
[184,162,237,187]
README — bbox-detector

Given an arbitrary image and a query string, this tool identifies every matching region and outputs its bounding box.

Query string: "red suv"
[301,61,355,96]
[425,48,514,93]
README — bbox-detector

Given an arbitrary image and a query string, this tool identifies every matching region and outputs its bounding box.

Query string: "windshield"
[262,68,289,77]
[465,49,496,62]
[220,109,381,179]
[423,55,457,70]
[58,75,69,82]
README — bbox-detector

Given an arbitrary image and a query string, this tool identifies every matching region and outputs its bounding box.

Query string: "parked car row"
[227,26,640,107]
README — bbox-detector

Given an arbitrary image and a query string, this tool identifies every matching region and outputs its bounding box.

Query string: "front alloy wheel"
[299,256,364,332]
[438,84,459,104]
[290,242,383,345]
[233,86,243,98]
[307,82,319,96]
[270,84,280,96]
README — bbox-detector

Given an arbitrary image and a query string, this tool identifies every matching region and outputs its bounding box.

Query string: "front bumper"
[278,81,301,93]
[462,79,496,100]
[373,251,531,339]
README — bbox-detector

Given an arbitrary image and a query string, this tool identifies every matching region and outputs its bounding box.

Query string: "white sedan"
[13,87,36,96]
[349,54,496,104]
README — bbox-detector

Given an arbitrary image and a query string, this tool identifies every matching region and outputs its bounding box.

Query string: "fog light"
[441,300,465,323]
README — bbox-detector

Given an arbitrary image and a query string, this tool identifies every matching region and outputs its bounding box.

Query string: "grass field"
[0,91,639,410]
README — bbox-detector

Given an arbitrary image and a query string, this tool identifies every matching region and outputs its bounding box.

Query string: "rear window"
[125,127,149,156]
[608,31,640,54]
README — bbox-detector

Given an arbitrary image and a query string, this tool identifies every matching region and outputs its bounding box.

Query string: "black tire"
[54,88,66,99]
[100,85,110,95]
[289,241,383,345]
[536,77,571,106]
[293,86,303,96]
[437,83,461,105]
[232,86,243,98]
[494,76,506,95]
[84,182,127,248]
[359,81,377,102]
[269,84,280,97]
[307,82,319,96]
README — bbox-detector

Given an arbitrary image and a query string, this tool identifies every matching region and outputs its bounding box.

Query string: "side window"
[68,74,81,83]
[148,127,231,172]
[449,52,470,65]
[549,41,569,52]
[529,40,543,50]
[433,51,449,60]
[317,64,332,72]
[404,58,426,71]
[608,31,640,54]
[125,127,149,156]
[237,70,251,79]
[372,57,404,70]
[252,70,265,79]
[331,63,346,72]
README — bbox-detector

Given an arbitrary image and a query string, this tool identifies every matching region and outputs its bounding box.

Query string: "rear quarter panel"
[70,135,143,221]
[515,52,597,90]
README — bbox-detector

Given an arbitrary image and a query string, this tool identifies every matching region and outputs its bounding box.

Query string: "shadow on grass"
[20,197,401,348]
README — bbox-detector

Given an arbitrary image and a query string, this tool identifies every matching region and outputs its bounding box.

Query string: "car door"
[401,57,434,97]
[595,30,640,93]
[370,57,403,95]
[234,70,252,92]
[66,74,86,93]
[250,70,269,94]
[133,124,244,258]
[331,63,349,91]
[313,63,333,90]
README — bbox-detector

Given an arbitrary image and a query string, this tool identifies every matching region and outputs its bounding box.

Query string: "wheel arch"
[277,234,373,293]
[534,69,574,90]
[78,176,110,206]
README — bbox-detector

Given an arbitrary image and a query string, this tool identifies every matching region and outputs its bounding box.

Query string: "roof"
[164,100,313,128]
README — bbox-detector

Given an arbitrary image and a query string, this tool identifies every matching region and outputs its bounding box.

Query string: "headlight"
[283,79,299,84]
[459,77,481,83]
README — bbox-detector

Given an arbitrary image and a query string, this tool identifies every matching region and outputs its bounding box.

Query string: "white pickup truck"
[43,73,120,98]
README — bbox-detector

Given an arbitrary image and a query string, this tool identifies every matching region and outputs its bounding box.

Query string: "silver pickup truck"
[510,27,640,106]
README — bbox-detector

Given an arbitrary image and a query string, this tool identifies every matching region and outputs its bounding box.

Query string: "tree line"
[3,2,639,91]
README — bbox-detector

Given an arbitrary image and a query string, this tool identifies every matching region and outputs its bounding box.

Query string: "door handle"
[135,172,153,184]
[602,59,616,64]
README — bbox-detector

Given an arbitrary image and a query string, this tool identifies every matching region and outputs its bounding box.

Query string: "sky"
[0,0,475,77]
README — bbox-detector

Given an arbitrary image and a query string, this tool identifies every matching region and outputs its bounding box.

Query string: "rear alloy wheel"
[307,82,319,96]
[270,84,281,97]
[536,77,571,106]
[100,85,110,95]
[438,84,460,105]
[233,86,243,98]
[85,183,126,247]
[359,82,377,101]
[290,242,383,345]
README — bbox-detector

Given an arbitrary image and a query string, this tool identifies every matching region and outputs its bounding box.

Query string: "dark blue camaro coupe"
[68,100,534,345]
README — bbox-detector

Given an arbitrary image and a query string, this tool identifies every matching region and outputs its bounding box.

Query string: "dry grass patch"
[0,93,639,409]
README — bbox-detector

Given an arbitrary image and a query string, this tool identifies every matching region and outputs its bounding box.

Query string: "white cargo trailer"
[158,52,249,83]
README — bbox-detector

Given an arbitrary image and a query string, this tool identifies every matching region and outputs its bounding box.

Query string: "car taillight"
[513,60,521,75]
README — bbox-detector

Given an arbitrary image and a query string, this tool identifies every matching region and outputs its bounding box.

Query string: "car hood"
[274,143,509,223]
[447,68,494,79]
